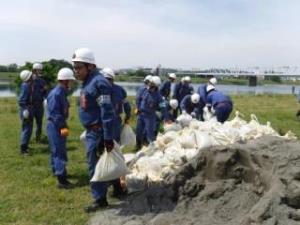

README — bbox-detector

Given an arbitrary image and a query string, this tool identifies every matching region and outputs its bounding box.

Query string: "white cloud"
[0,0,300,69]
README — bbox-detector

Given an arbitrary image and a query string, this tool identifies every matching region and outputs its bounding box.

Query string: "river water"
[0,81,299,97]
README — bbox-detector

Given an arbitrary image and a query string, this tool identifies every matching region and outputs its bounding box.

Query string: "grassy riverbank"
[0,95,299,225]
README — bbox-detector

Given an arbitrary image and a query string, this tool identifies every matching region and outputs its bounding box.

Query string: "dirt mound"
[89,136,300,225]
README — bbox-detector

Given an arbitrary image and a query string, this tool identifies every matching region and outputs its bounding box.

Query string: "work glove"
[124,118,130,124]
[164,120,173,125]
[60,127,69,137]
[43,99,47,108]
[211,107,216,114]
[23,109,30,119]
[104,140,114,152]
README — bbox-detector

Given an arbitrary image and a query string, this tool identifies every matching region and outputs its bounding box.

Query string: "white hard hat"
[20,70,32,82]
[184,76,191,82]
[151,76,161,87]
[168,73,176,79]
[101,67,115,79]
[191,93,200,104]
[206,84,215,92]
[169,99,178,109]
[57,68,75,81]
[33,63,43,70]
[144,75,153,82]
[209,77,217,85]
[72,48,96,65]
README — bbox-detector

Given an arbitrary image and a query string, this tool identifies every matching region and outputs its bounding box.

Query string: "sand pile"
[90,136,300,225]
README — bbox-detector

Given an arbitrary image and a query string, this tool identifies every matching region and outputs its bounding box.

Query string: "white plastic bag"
[91,143,130,182]
[120,124,136,147]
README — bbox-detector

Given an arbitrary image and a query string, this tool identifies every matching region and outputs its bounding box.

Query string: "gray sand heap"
[90,136,300,225]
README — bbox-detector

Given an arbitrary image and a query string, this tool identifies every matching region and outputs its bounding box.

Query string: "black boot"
[20,144,29,155]
[84,197,108,213]
[57,176,73,189]
[111,180,127,200]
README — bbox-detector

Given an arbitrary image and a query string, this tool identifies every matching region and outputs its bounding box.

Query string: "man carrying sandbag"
[46,68,75,189]
[72,48,115,213]
[102,67,131,198]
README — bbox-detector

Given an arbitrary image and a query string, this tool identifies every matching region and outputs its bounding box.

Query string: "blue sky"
[0,0,300,69]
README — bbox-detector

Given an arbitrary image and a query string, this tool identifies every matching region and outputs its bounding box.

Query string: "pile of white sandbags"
[124,112,297,192]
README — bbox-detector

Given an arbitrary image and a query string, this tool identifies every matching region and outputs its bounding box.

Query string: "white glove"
[80,130,87,142]
[191,112,196,118]
[211,107,216,114]
[43,99,47,108]
[23,109,29,119]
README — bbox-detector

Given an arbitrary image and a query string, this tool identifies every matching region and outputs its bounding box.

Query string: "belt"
[86,123,101,130]
[216,101,231,108]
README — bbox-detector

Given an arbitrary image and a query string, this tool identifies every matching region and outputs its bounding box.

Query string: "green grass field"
[0,95,299,225]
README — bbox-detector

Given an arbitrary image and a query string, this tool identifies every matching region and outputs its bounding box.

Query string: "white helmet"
[20,70,32,82]
[57,68,75,80]
[144,75,152,82]
[169,99,178,109]
[151,76,161,87]
[168,73,176,79]
[191,93,200,104]
[184,76,191,82]
[101,67,115,79]
[206,84,215,92]
[72,48,96,65]
[209,77,217,85]
[33,63,43,70]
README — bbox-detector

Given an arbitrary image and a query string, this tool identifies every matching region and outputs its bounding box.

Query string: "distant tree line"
[13,59,73,91]
[0,64,18,72]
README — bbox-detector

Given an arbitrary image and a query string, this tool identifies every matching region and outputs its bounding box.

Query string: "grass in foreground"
[0,95,299,225]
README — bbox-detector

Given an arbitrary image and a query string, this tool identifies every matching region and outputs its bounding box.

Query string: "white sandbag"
[203,106,214,121]
[178,129,197,149]
[194,131,214,149]
[224,111,247,129]
[164,146,186,165]
[184,148,199,161]
[163,122,182,132]
[120,124,136,147]
[123,153,136,165]
[91,143,130,182]
[125,173,148,193]
[176,113,193,127]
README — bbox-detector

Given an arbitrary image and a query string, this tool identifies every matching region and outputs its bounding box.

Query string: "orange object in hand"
[134,108,138,115]
[60,128,69,137]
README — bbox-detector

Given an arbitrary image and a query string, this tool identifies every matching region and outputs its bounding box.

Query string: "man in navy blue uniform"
[180,93,204,119]
[135,75,152,148]
[206,85,233,123]
[102,67,131,198]
[101,67,131,143]
[159,73,176,99]
[197,77,217,104]
[46,68,75,189]
[173,76,193,105]
[136,76,168,149]
[72,48,115,213]
[18,70,34,155]
[32,63,47,142]
[164,99,179,121]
